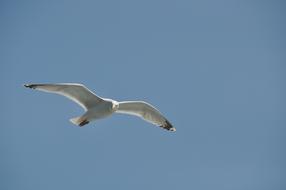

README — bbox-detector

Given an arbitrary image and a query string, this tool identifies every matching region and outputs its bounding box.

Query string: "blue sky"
[1,0,286,189]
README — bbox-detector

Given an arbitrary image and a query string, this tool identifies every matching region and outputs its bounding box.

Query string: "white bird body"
[24,83,176,131]
[70,99,116,126]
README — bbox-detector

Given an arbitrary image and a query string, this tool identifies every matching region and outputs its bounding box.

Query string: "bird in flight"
[24,83,176,132]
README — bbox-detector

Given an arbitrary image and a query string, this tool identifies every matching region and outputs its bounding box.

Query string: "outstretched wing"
[116,101,176,131]
[24,83,103,110]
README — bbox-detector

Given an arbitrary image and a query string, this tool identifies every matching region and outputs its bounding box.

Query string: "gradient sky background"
[1,0,286,190]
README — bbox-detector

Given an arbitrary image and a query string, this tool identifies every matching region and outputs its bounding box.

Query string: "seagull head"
[112,100,119,111]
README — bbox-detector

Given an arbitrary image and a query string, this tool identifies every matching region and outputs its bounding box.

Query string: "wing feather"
[24,83,103,110]
[116,101,175,131]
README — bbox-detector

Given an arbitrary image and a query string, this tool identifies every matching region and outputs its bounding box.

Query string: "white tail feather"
[70,116,81,126]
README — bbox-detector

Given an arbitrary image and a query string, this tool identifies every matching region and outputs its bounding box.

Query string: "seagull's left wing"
[116,101,176,131]
[24,83,103,111]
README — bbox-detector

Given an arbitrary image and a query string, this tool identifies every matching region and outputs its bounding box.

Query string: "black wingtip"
[23,84,36,89]
[161,120,176,132]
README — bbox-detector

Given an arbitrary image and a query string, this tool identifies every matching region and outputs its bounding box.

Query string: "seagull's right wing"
[24,83,103,111]
[116,101,176,131]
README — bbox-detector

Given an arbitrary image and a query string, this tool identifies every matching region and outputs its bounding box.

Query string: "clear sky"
[1,0,286,190]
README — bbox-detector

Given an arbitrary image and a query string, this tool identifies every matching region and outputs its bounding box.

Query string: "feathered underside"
[24,83,176,132]
[116,101,176,132]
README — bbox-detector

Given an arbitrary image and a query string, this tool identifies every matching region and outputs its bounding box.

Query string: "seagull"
[24,83,176,132]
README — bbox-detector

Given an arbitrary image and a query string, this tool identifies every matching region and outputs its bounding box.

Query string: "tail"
[70,116,89,127]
